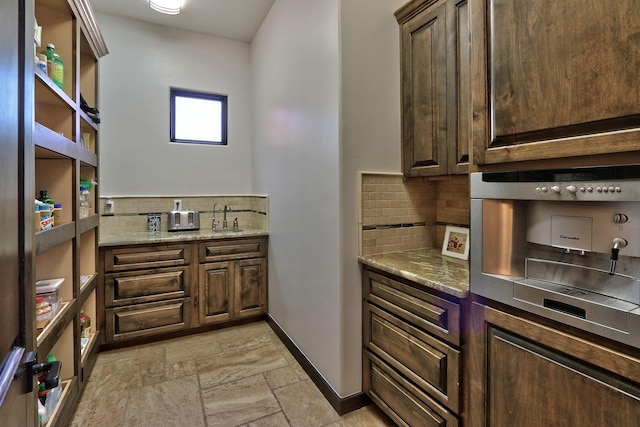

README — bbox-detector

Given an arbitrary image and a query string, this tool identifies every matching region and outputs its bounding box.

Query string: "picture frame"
[442,225,470,260]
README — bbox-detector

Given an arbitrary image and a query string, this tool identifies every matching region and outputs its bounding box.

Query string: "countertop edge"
[359,251,470,299]
[99,230,269,247]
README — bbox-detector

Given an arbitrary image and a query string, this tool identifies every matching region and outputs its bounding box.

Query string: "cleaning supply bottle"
[37,190,54,209]
[40,43,64,89]
[45,354,61,416]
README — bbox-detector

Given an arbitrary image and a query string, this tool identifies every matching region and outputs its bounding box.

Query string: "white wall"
[339,0,405,395]
[252,0,402,397]
[97,0,403,398]
[96,13,254,196]
[251,0,343,392]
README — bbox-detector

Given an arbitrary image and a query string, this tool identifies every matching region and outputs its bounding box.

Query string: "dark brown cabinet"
[198,238,268,325]
[396,0,470,177]
[362,267,463,426]
[99,236,268,345]
[102,244,193,342]
[467,301,640,427]
[471,0,640,166]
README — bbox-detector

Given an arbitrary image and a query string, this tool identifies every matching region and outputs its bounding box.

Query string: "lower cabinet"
[362,266,463,426]
[100,236,268,345]
[199,257,267,324]
[467,301,640,427]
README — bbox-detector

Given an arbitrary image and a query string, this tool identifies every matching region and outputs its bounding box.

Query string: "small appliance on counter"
[168,210,200,231]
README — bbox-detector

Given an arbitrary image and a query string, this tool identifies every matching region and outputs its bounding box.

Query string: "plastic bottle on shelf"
[45,354,61,414]
[53,203,62,225]
[79,186,91,219]
[80,310,91,339]
[37,190,54,209]
[40,43,64,89]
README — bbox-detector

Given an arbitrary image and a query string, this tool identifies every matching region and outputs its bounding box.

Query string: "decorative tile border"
[99,195,268,235]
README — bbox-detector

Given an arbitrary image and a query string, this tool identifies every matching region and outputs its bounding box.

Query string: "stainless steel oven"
[470,165,640,349]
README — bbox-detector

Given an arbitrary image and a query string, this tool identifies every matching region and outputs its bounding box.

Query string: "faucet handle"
[233,218,239,229]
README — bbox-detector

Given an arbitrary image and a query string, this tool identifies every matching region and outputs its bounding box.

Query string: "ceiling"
[89,0,276,43]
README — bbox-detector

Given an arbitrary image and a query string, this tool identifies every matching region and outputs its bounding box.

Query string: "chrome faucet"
[212,203,221,230]
[223,205,231,229]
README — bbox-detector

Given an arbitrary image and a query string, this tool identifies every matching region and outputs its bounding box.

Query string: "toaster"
[168,210,200,231]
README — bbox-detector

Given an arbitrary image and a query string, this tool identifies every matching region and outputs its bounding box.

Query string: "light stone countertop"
[359,248,470,298]
[99,228,269,247]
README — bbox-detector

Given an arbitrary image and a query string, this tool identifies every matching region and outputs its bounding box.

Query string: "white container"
[36,278,63,315]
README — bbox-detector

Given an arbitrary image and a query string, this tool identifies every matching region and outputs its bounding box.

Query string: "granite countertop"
[359,248,469,298]
[99,228,269,247]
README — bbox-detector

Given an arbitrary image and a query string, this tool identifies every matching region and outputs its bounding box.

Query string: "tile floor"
[70,321,395,427]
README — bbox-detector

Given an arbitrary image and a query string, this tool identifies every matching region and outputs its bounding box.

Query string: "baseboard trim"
[266,315,370,416]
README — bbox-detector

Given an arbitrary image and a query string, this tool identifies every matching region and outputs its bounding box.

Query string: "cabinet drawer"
[365,352,459,427]
[199,238,267,262]
[105,298,190,342]
[364,270,461,346]
[104,244,192,272]
[105,266,191,307]
[366,304,460,412]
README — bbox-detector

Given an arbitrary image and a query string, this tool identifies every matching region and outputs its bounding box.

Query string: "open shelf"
[35,222,75,255]
[28,1,106,424]
[80,331,98,364]
[43,378,75,427]
[36,299,75,355]
[79,273,97,305]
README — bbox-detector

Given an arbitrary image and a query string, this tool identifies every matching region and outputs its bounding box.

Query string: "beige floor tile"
[70,321,393,427]
[325,405,396,427]
[202,374,281,427]
[75,389,129,427]
[165,359,199,381]
[122,375,205,427]
[215,322,275,352]
[165,331,224,363]
[278,349,309,380]
[274,379,340,427]
[92,359,146,395]
[264,366,301,389]
[198,341,288,389]
[248,411,291,427]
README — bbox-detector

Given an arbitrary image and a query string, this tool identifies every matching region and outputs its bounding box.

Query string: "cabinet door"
[467,302,640,427]
[234,258,267,318]
[198,262,232,324]
[447,0,470,174]
[400,1,448,177]
[472,0,640,165]
[0,0,34,423]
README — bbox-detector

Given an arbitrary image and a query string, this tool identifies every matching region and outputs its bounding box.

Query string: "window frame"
[170,87,228,145]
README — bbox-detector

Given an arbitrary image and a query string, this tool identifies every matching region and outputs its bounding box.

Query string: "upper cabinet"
[471,0,640,166]
[396,0,471,177]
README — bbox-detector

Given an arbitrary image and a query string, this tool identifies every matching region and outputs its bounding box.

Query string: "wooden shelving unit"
[29,0,107,425]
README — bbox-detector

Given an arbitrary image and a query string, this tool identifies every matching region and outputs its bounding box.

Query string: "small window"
[170,88,227,145]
